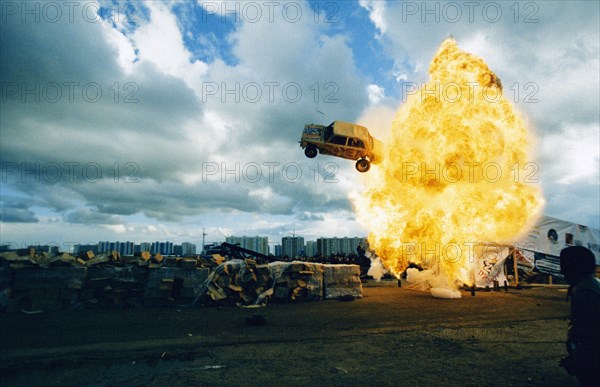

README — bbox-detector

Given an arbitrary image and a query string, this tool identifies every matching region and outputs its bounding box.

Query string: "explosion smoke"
[353,39,544,296]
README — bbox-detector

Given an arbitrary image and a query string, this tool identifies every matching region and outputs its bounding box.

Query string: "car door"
[324,135,348,157]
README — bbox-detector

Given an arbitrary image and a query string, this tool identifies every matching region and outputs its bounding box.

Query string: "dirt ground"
[0,283,578,386]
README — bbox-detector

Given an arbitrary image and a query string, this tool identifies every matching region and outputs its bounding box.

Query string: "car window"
[329,135,347,145]
[324,124,334,141]
[303,127,321,136]
[348,138,365,148]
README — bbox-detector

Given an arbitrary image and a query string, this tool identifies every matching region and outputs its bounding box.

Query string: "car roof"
[331,121,372,141]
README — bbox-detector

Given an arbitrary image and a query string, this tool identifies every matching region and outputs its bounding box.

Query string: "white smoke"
[366,251,463,298]
[366,251,388,281]
[430,287,461,299]
[405,267,462,299]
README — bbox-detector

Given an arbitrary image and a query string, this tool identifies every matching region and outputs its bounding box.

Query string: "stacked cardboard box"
[198,261,362,305]
[83,266,148,309]
[323,264,363,300]
[144,266,210,306]
[200,259,273,306]
[10,267,87,311]
[270,262,324,302]
[0,250,363,312]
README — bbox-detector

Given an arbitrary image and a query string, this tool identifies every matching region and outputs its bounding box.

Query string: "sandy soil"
[0,284,578,386]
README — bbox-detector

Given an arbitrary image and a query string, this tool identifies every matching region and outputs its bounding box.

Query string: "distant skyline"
[1,234,369,252]
[1,1,598,247]
[2,235,370,259]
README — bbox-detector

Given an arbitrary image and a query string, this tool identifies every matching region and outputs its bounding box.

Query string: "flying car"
[299,121,383,172]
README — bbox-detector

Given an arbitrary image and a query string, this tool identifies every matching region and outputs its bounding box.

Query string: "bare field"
[0,285,578,386]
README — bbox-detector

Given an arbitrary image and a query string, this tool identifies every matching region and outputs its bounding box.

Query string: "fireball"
[353,39,544,290]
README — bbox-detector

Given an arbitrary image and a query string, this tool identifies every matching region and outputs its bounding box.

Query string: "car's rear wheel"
[304,146,317,158]
[356,158,370,173]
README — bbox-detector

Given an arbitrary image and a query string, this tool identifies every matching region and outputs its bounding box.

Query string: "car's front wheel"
[356,158,370,173]
[304,146,317,158]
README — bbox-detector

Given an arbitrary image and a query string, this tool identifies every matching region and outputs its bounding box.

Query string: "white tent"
[472,215,599,287]
[515,215,599,262]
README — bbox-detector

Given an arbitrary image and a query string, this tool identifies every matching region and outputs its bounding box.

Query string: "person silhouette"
[559,246,600,386]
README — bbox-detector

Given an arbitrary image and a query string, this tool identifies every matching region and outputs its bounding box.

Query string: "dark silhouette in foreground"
[559,246,600,386]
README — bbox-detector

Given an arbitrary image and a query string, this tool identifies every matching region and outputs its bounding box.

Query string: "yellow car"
[300,121,383,172]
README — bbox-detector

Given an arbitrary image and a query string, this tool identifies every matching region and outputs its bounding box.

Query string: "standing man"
[559,246,600,386]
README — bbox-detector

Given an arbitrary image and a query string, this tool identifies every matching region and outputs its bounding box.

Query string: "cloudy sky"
[1,0,598,251]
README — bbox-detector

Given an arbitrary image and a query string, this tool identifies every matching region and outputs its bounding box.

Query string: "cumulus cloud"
[65,208,122,225]
[130,2,208,86]
[297,212,325,221]
[0,200,39,223]
[539,123,600,185]
[367,84,385,105]
[102,224,129,233]
[1,0,598,246]
[359,0,387,38]
[0,1,372,245]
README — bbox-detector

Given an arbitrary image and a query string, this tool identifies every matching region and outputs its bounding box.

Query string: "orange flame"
[354,39,544,287]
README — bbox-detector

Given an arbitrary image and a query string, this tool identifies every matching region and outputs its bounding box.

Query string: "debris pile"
[0,250,363,313]
[196,261,362,306]
[198,259,273,306]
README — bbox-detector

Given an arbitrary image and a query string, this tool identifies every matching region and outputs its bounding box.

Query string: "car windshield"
[303,126,321,135]
[324,123,334,141]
